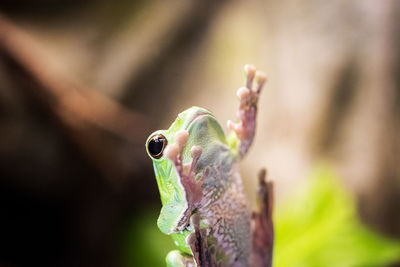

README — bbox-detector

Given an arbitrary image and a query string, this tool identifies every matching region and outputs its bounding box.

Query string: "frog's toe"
[166,250,195,267]
[175,130,189,150]
[190,146,202,164]
[227,120,244,139]
[237,86,250,100]
[244,64,267,95]
[165,143,179,162]
[165,130,189,168]
[181,145,204,206]
[244,64,256,89]
[255,71,267,94]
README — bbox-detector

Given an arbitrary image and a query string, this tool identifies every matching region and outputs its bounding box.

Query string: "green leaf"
[121,208,175,267]
[274,163,400,267]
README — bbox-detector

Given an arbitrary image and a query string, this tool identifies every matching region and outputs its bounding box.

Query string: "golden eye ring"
[147,134,168,159]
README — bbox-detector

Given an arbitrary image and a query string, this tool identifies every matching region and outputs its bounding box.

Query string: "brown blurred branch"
[252,169,274,267]
[0,14,151,182]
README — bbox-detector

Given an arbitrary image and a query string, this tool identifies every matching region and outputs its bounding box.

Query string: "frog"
[145,64,267,267]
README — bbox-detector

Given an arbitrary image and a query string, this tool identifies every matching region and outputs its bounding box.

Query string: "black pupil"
[148,135,166,158]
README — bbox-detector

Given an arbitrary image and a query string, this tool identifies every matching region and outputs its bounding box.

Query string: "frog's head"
[145,106,229,235]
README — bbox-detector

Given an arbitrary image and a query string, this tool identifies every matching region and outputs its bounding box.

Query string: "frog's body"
[196,158,251,266]
[146,65,266,266]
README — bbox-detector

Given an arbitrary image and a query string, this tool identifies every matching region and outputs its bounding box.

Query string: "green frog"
[145,65,266,266]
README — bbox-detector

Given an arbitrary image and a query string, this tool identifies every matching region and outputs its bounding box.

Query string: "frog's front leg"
[166,250,195,267]
[227,64,267,158]
[186,213,217,267]
[164,130,205,231]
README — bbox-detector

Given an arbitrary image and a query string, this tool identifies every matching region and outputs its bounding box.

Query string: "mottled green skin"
[146,107,251,266]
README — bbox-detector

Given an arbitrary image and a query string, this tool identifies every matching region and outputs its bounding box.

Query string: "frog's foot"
[227,64,266,157]
[166,250,195,267]
[164,130,205,230]
[186,213,217,267]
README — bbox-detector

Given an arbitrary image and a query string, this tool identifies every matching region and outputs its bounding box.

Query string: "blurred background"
[1,0,400,266]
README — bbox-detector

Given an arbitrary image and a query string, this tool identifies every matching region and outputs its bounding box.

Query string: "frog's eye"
[147,134,168,159]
